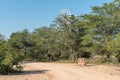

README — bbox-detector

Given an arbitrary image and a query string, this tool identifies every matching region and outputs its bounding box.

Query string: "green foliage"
[82,0,120,62]
[0,30,34,74]
[107,33,120,63]
[55,14,89,62]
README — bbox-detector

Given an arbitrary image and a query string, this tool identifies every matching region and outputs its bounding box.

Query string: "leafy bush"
[0,48,24,74]
[0,34,25,74]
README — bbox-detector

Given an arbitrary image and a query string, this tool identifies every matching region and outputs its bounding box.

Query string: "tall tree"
[55,13,88,62]
[82,1,120,60]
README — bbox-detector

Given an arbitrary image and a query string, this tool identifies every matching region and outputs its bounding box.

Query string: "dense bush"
[0,43,24,74]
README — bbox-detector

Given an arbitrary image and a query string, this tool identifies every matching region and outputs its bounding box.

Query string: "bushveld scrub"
[0,0,120,74]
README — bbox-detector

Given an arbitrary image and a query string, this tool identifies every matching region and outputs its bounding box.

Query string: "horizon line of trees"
[0,0,120,74]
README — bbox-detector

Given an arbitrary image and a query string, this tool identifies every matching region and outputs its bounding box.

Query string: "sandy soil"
[0,62,120,80]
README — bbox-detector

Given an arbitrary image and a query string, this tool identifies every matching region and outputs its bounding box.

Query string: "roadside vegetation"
[0,0,120,74]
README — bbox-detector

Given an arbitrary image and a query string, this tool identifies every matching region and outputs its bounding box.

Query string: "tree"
[0,34,22,74]
[30,26,61,61]
[55,13,89,62]
[0,29,35,74]
[82,1,120,61]
[9,29,35,57]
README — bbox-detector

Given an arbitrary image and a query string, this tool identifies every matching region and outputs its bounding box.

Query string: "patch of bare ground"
[0,63,50,80]
[0,62,120,80]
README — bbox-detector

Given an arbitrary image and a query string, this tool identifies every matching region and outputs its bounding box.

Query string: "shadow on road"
[8,70,49,75]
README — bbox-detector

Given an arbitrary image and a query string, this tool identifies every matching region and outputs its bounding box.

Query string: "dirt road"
[0,62,120,80]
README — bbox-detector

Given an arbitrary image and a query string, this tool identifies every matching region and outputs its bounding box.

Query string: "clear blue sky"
[0,0,113,38]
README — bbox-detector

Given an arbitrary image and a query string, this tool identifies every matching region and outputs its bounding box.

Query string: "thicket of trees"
[0,0,120,74]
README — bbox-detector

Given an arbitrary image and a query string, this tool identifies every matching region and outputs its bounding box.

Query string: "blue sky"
[0,0,113,38]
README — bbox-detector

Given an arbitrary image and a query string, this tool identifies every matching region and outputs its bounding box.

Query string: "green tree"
[55,13,89,62]
[82,1,120,61]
